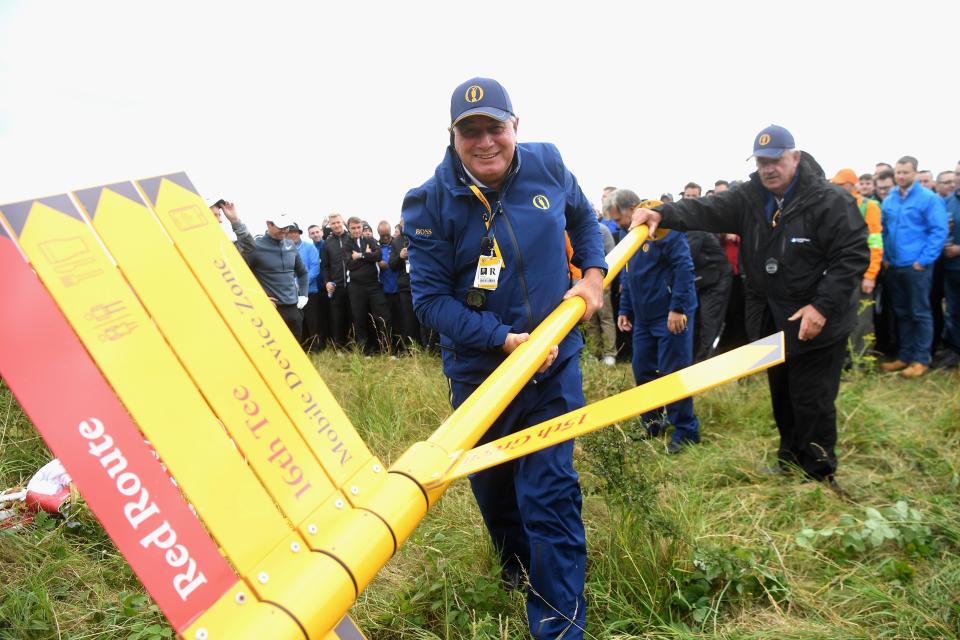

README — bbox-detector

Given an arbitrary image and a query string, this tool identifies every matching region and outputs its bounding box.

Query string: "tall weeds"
[1,352,958,639]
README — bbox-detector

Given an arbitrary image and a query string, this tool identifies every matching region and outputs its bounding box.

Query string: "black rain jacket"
[655,152,869,355]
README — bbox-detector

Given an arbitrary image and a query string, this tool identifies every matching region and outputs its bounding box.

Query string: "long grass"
[1,348,958,639]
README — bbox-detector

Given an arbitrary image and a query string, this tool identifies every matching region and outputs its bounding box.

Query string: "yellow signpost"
[0,179,785,639]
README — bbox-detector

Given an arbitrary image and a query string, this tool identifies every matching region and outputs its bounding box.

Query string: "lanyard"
[468,185,507,269]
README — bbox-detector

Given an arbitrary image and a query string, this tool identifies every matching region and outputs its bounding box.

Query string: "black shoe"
[666,441,683,455]
[931,349,960,370]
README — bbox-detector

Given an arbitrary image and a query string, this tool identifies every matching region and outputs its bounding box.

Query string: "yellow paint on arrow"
[428,332,785,486]
[75,184,336,524]
[0,198,291,574]
[134,174,374,490]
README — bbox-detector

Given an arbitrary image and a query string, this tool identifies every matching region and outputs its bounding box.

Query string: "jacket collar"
[894,180,921,201]
[438,144,522,196]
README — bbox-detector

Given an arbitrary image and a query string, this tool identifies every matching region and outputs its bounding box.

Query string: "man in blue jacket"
[288,223,322,352]
[402,77,606,640]
[879,155,948,378]
[610,189,700,453]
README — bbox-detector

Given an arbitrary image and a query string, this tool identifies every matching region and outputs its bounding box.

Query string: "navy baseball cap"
[750,125,795,159]
[450,77,514,126]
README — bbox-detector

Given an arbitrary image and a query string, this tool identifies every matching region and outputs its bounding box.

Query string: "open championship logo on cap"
[532,195,550,210]
[465,85,484,103]
[758,133,771,146]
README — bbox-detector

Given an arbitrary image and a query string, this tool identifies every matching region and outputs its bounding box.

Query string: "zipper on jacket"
[496,204,535,331]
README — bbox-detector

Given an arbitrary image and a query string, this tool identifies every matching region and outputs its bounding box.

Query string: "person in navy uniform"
[402,77,606,640]
[609,189,700,453]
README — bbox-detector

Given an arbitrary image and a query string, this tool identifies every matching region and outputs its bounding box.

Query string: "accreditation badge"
[473,255,503,290]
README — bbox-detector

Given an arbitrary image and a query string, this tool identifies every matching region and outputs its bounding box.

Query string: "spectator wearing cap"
[629,125,869,490]
[939,163,960,369]
[244,213,309,338]
[402,76,606,639]
[879,155,948,377]
[345,216,390,353]
[287,222,323,352]
[830,168,883,358]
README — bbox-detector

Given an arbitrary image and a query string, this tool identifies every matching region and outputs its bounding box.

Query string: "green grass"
[1,350,959,639]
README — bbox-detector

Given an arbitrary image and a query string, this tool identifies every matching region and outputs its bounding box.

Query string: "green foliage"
[2,357,960,639]
[671,546,790,626]
[795,500,936,558]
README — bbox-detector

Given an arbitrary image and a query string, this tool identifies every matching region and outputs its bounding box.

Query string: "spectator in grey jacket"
[245,212,309,338]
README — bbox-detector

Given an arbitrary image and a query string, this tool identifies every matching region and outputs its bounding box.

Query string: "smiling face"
[756,151,800,197]
[308,225,323,242]
[452,115,518,190]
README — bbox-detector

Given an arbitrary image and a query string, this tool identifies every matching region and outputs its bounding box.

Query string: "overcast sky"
[1,1,956,231]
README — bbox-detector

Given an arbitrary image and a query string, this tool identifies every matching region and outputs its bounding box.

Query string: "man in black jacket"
[682,183,734,361]
[630,125,869,485]
[344,216,391,353]
[321,213,352,347]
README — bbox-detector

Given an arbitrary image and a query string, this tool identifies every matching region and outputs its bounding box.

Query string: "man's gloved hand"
[297,296,309,310]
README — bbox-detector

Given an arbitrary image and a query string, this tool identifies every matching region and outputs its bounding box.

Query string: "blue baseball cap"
[750,125,795,159]
[450,77,514,126]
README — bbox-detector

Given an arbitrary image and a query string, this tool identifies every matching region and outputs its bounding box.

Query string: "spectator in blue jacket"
[879,155,948,377]
[610,189,700,453]
[287,223,322,352]
[402,77,606,640]
[940,164,960,369]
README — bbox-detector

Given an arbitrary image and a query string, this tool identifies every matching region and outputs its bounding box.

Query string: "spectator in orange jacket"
[831,168,883,357]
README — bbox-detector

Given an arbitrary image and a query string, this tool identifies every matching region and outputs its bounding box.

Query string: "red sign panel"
[0,225,236,632]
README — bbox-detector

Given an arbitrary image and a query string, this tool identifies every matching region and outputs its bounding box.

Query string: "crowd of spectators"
[206,202,434,356]
[206,155,959,376]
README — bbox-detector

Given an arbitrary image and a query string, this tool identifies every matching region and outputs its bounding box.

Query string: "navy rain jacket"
[402,143,607,384]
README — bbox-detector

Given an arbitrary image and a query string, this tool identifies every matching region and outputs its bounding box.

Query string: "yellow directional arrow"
[426,332,785,487]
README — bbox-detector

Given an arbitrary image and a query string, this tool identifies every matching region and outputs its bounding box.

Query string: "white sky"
[1,1,957,231]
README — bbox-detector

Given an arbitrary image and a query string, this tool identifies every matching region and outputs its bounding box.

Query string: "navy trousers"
[451,355,587,640]
[631,315,700,444]
[888,266,934,365]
